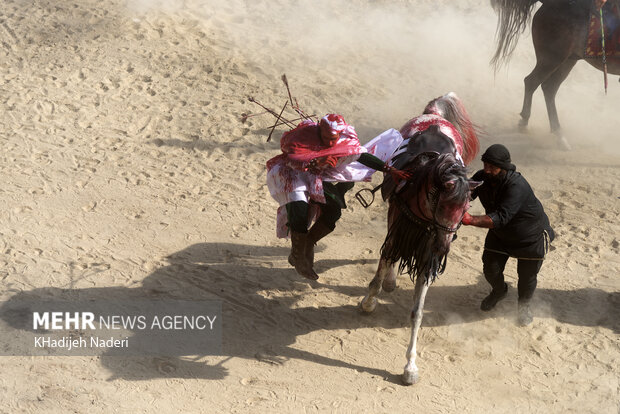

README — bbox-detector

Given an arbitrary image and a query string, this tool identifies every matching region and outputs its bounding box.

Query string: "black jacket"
[471,169,554,258]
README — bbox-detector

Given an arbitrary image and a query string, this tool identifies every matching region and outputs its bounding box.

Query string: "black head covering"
[481,144,516,171]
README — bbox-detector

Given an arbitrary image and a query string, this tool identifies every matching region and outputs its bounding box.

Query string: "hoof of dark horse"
[517,119,528,133]
[556,135,572,151]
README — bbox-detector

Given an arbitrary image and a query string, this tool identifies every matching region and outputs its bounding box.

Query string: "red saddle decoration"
[585,2,620,58]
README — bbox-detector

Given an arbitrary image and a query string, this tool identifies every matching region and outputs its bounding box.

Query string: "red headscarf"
[319,114,347,133]
[267,115,363,170]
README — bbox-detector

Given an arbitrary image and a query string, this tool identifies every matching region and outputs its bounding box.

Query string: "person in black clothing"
[461,144,555,326]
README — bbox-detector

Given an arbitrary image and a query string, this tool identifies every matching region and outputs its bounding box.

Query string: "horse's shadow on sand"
[2,242,618,383]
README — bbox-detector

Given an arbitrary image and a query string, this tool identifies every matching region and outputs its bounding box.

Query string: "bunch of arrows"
[244,74,316,141]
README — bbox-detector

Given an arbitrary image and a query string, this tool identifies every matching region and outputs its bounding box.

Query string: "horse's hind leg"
[520,7,573,132]
[520,61,557,131]
[402,275,430,385]
[360,256,394,313]
[541,59,577,150]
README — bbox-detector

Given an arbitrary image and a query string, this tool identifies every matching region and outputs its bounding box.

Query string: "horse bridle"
[424,186,462,233]
[395,175,462,235]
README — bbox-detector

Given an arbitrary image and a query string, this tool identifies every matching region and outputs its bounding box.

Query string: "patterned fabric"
[322,128,403,183]
[585,2,620,58]
[270,118,362,165]
[266,117,367,238]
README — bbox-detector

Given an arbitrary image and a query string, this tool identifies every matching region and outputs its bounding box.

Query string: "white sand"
[0,0,618,412]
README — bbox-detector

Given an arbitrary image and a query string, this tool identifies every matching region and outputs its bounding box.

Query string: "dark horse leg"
[541,58,578,149]
[519,3,580,148]
[520,61,559,131]
[519,61,558,131]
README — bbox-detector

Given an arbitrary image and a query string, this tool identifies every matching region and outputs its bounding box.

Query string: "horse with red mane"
[359,93,481,385]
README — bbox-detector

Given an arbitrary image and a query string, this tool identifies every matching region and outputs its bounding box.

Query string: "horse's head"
[382,152,481,281]
[408,152,475,253]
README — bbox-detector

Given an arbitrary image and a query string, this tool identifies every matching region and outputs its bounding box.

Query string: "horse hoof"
[401,370,420,385]
[557,136,572,151]
[382,277,396,292]
[359,296,377,314]
[517,120,528,133]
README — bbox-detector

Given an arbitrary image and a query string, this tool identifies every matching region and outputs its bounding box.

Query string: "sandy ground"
[0,0,618,412]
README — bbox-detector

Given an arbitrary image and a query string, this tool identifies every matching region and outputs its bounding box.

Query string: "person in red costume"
[266,114,410,281]
[461,144,554,326]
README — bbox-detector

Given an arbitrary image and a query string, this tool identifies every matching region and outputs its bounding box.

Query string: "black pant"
[482,250,543,302]
[285,182,354,233]
[286,199,343,233]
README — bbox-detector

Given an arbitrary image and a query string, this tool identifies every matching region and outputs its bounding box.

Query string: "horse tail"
[490,0,539,70]
[424,93,480,166]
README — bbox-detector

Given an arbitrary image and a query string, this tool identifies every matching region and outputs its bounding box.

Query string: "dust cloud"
[125,0,618,158]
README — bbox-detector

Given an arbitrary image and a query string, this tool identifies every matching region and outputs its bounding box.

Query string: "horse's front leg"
[402,274,430,385]
[359,255,394,313]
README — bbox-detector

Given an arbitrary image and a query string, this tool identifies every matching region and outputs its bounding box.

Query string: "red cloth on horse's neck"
[399,114,466,164]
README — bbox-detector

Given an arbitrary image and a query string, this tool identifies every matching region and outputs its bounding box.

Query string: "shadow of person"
[0,243,410,383]
[536,287,619,333]
[385,274,620,334]
[333,270,619,335]
[2,242,616,384]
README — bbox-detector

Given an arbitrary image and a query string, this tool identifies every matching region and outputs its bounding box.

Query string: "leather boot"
[306,221,333,266]
[289,232,318,280]
[480,282,508,311]
[289,222,333,268]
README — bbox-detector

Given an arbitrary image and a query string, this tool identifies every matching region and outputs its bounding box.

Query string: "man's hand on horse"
[461,212,474,225]
[383,165,413,182]
[461,212,494,228]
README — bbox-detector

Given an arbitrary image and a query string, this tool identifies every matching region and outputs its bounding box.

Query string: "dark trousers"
[285,182,354,233]
[482,250,543,303]
[285,199,343,233]
[286,198,342,233]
